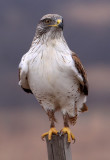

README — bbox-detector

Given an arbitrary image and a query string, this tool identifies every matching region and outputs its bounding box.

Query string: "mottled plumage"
[19,14,88,142]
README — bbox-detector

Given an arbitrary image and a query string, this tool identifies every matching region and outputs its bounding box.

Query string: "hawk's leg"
[41,110,58,140]
[61,114,76,143]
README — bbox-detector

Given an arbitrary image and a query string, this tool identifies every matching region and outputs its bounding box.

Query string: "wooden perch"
[45,134,72,160]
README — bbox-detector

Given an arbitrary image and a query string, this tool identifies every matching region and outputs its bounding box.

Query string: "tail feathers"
[67,103,88,126]
[80,103,88,112]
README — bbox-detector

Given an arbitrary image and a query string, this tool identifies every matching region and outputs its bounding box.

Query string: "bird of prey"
[19,14,88,142]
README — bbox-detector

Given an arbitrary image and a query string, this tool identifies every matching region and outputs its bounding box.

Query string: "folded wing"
[72,52,88,95]
[18,55,32,94]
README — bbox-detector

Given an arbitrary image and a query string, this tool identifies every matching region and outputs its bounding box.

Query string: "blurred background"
[0,0,110,159]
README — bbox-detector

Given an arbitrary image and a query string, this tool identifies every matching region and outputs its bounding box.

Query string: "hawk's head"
[36,14,63,38]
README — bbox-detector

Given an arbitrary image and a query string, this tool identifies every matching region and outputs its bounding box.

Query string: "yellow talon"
[61,127,75,143]
[41,127,58,141]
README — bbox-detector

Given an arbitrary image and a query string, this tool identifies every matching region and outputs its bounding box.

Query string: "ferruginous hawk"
[19,14,88,142]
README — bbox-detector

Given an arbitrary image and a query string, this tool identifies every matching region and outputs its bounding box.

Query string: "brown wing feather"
[19,68,33,94]
[72,53,88,95]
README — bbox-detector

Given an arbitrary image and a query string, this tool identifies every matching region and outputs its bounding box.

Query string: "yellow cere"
[57,19,62,24]
[48,19,62,27]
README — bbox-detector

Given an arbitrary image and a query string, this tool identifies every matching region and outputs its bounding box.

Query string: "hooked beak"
[56,19,63,29]
[48,19,63,30]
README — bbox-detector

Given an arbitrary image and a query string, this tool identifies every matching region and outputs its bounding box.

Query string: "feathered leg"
[61,113,75,143]
[41,110,58,140]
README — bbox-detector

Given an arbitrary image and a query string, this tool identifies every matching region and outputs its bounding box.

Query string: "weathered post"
[45,134,72,160]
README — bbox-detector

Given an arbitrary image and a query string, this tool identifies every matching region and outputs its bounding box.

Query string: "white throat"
[30,30,71,57]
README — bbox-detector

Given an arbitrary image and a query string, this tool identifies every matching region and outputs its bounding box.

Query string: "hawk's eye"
[44,19,51,24]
